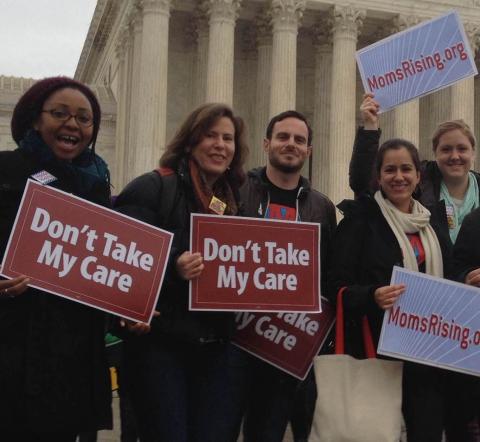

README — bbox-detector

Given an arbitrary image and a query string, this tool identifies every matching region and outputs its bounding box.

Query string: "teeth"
[59,135,79,144]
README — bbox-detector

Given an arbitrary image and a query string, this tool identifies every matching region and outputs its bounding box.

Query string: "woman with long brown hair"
[114,103,249,441]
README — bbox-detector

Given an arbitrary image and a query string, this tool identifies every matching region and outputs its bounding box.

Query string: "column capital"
[391,14,421,33]
[330,5,365,39]
[140,0,171,15]
[203,0,242,24]
[270,0,306,31]
[463,22,480,53]
[255,8,273,46]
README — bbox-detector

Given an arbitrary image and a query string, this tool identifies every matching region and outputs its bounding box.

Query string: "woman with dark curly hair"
[0,77,112,442]
[114,103,250,442]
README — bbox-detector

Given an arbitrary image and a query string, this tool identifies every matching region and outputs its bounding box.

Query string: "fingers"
[466,268,480,286]
[0,275,30,298]
[360,93,380,130]
[119,318,152,335]
[374,284,405,310]
[176,251,205,280]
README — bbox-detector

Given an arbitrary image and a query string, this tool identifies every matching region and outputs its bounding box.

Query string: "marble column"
[134,0,171,177]
[311,18,332,195]
[113,29,130,191]
[392,15,421,147]
[125,5,143,184]
[193,8,209,106]
[450,23,480,130]
[269,0,306,116]
[204,0,241,105]
[252,9,272,168]
[328,5,365,206]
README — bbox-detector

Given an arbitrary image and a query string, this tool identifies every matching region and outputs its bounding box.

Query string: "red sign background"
[190,214,320,312]
[1,180,172,323]
[233,299,335,379]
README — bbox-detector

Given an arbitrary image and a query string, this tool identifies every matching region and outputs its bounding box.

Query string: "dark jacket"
[0,148,112,433]
[239,167,337,293]
[453,206,480,283]
[349,127,480,208]
[114,166,236,344]
[328,194,452,354]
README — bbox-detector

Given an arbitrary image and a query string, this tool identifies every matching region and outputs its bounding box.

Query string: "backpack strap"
[154,167,178,229]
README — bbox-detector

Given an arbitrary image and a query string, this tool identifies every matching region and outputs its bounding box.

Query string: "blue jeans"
[124,336,249,442]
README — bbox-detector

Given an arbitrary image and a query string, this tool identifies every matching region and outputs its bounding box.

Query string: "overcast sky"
[0,0,97,79]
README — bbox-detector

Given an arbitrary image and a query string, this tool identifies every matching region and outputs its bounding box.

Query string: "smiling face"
[34,87,94,161]
[191,116,235,187]
[264,117,312,174]
[434,129,475,183]
[378,147,420,213]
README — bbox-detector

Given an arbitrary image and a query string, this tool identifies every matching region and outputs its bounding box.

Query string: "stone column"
[252,9,272,167]
[113,29,130,191]
[193,8,209,106]
[312,18,332,195]
[450,23,480,130]
[392,15,421,147]
[125,5,143,184]
[269,0,306,116]
[328,5,365,206]
[134,0,171,177]
[204,0,241,105]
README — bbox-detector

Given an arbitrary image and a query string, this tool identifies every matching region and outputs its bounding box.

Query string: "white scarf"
[374,191,443,278]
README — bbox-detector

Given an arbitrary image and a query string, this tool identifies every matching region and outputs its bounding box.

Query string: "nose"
[213,135,226,148]
[64,114,81,130]
[450,148,460,160]
[393,170,404,181]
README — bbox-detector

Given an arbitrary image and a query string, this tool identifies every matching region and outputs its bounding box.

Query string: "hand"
[360,93,380,130]
[374,284,405,310]
[176,251,204,280]
[120,310,160,335]
[0,273,30,298]
[466,268,480,287]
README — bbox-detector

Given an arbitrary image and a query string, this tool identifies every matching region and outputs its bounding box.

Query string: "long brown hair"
[160,103,248,188]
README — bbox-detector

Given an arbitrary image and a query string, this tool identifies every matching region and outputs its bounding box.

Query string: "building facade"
[73,0,480,203]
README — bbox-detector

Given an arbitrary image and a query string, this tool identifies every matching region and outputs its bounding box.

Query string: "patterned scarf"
[188,158,238,215]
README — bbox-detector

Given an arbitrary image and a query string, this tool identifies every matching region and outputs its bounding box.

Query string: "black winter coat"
[453,206,480,282]
[0,148,112,433]
[239,167,337,294]
[328,194,451,353]
[114,167,236,343]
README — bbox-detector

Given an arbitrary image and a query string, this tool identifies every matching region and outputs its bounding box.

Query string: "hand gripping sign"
[379,267,480,377]
[1,180,173,323]
[356,10,477,112]
[189,214,321,312]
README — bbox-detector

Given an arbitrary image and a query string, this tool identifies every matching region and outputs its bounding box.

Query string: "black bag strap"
[153,168,179,229]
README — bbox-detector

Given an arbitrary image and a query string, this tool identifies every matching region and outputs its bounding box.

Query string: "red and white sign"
[190,214,321,312]
[1,179,173,323]
[233,299,335,379]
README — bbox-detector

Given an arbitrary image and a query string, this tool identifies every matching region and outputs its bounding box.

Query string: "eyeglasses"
[41,108,94,128]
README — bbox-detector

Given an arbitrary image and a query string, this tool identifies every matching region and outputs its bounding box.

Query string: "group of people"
[1,76,480,442]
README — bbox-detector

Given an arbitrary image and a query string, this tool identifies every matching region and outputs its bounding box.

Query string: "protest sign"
[378,267,480,377]
[233,298,335,380]
[189,214,321,312]
[1,179,173,323]
[356,10,477,112]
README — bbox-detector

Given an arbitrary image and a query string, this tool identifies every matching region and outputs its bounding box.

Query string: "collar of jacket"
[248,166,311,200]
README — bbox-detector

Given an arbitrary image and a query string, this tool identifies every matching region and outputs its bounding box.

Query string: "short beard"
[269,152,304,173]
